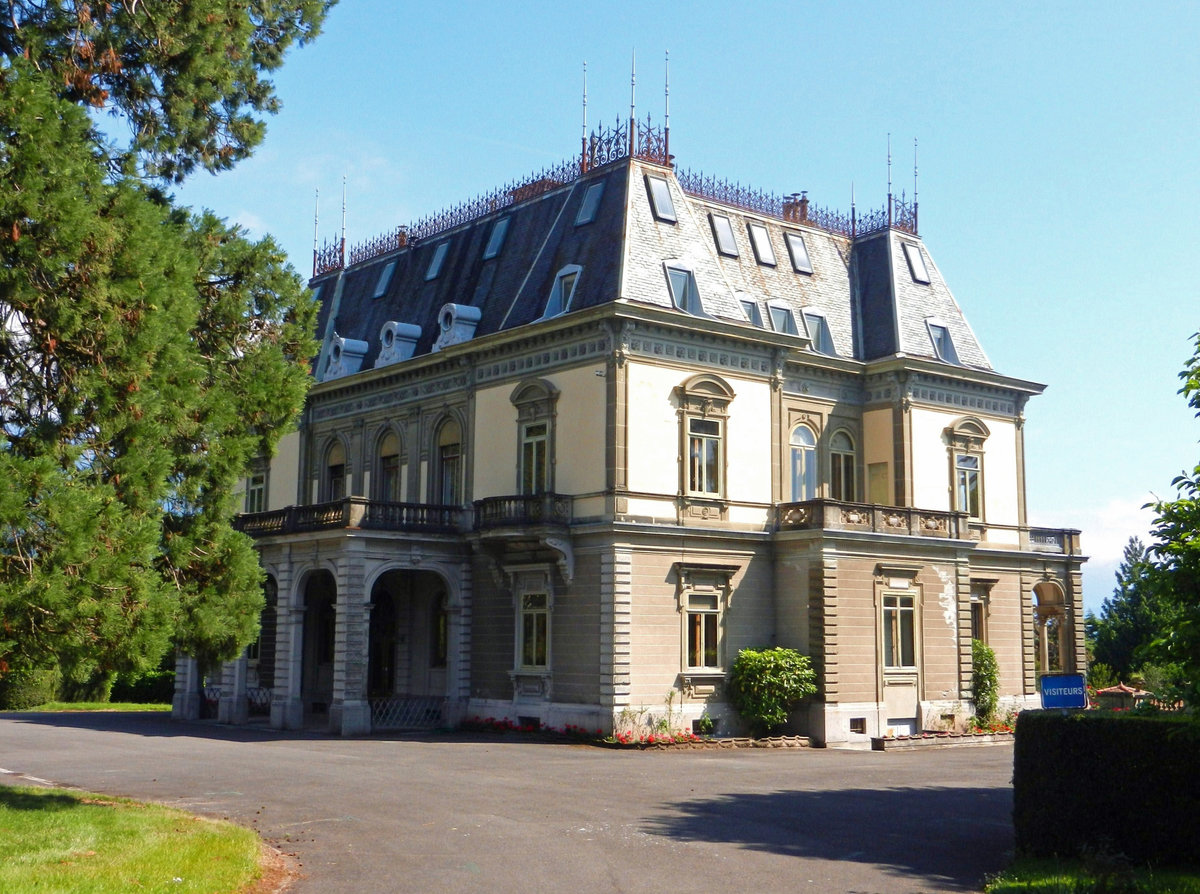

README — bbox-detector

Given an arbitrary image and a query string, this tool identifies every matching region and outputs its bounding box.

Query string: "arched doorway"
[367,569,450,729]
[1033,580,1070,675]
[301,570,337,721]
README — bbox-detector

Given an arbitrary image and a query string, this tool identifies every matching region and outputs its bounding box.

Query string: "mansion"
[173,120,1085,745]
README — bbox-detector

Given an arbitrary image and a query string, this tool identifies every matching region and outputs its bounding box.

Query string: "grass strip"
[0,784,260,894]
[6,702,172,713]
[986,858,1200,893]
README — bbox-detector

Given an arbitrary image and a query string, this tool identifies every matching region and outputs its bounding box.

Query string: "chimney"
[783,191,809,223]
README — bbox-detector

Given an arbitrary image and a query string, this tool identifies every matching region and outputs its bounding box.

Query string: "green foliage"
[1085,538,1169,682]
[986,857,1200,893]
[1087,662,1119,690]
[1142,331,1200,707]
[726,647,817,736]
[0,34,318,687]
[0,0,334,181]
[1013,711,1200,866]
[972,638,1000,723]
[0,667,61,710]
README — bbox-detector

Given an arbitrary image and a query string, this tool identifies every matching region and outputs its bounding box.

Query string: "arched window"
[1033,581,1070,675]
[945,417,989,520]
[511,379,560,496]
[435,419,463,506]
[674,374,735,499]
[376,431,402,502]
[324,440,346,502]
[790,424,818,501]
[830,430,857,502]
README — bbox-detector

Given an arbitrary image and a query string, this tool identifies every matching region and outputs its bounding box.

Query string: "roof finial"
[887,133,893,227]
[312,187,319,278]
[664,49,671,164]
[581,60,589,173]
[629,49,637,155]
[913,136,919,233]
[340,174,347,266]
[851,180,856,238]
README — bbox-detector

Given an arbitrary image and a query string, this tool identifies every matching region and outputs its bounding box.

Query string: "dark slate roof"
[308,156,992,381]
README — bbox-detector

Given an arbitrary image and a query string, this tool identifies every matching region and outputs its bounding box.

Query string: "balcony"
[234,497,460,538]
[473,493,572,530]
[776,500,967,539]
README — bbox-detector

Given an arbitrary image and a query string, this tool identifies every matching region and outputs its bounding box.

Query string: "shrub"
[110,669,175,704]
[1013,710,1200,865]
[727,647,817,737]
[0,667,62,710]
[972,638,999,723]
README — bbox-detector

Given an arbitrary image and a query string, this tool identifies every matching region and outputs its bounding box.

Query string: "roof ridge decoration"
[313,120,917,277]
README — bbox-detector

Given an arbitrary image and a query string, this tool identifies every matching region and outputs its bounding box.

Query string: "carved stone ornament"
[883,512,906,528]
[841,509,867,525]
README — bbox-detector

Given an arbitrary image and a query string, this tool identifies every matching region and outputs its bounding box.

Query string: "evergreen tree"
[0,1,328,693]
[1085,537,1162,680]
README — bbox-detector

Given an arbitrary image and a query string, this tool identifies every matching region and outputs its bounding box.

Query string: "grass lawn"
[6,702,172,713]
[0,785,261,893]
[986,858,1200,893]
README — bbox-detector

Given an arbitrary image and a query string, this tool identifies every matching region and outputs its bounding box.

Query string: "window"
[955,453,981,518]
[687,417,722,495]
[710,214,738,257]
[377,432,402,502]
[521,422,549,495]
[324,440,346,501]
[789,424,817,501]
[686,592,720,669]
[740,298,763,327]
[372,260,397,298]
[435,420,462,505]
[768,302,799,335]
[245,472,266,514]
[926,320,959,363]
[646,174,676,222]
[903,242,930,284]
[803,311,835,355]
[747,222,776,266]
[784,232,813,274]
[483,217,510,259]
[575,181,605,225]
[519,592,548,668]
[883,594,916,668]
[945,417,988,520]
[675,375,735,504]
[970,582,992,643]
[830,431,857,501]
[665,264,704,316]
[425,241,450,281]
[540,265,581,319]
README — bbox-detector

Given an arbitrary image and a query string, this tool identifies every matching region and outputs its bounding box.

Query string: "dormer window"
[540,265,581,319]
[372,260,397,299]
[803,311,835,355]
[784,232,813,274]
[426,241,450,281]
[483,217,510,260]
[646,175,677,223]
[926,320,959,363]
[903,242,930,284]
[767,302,798,335]
[710,214,738,257]
[748,223,776,267]
[575,182,605,225]
[665,264,704,316]
[740,298,763,327]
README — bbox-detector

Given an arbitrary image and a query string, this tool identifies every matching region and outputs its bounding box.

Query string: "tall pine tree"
[0,1,329,693]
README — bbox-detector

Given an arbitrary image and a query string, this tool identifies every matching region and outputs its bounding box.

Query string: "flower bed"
[458,717,809,749]
[871,729,1015,750]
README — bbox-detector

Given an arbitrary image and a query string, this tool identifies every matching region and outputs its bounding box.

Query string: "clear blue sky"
[174,0,1200,613]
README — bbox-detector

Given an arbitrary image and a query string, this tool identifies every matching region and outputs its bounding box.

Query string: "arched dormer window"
[789,424,818,501]
[510,379,560,495]
[674,374,736,500]
[945,417,990,519]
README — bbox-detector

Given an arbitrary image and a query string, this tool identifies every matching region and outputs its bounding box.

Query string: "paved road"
[0,712,1014,893]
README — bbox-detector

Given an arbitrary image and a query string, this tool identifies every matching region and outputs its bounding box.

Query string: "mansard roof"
[309,125,993,383]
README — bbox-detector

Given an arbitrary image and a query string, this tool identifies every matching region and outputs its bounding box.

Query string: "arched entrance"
[367,569,450,729]
[1033,580,1070,675]
[301,570,337,721]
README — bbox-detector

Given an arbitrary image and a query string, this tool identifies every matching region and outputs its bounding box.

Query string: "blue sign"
[1040,673,1087,709]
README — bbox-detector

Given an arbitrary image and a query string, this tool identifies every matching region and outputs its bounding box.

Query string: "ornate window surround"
[673,373,735,515]
[510,378,560,496]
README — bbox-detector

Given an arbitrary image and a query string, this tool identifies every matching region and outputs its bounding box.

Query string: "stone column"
[218,655,249,725]
[271,557,305,730]
[172,654,201,720]
[331,545,371,735]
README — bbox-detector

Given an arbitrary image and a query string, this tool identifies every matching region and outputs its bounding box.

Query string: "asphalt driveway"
[0,712,1014,893]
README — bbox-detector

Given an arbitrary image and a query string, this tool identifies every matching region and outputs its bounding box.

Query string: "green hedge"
[0,668,62,710]
[110,669,175,704]
[1013,710,1200,865]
